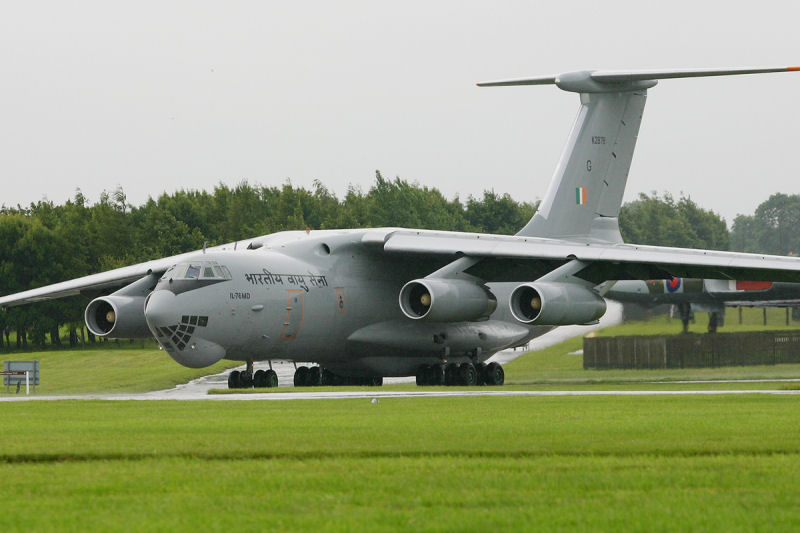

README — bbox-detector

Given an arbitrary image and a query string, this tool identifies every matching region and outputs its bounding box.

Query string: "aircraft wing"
[0,257,174,308]
[0,248,228,308]
[374,230,800,284]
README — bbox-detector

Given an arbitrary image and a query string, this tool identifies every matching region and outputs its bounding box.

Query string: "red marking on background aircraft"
[736,281,773,291]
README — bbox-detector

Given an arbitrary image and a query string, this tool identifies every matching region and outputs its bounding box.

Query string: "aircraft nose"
[144,289,225,368]
[145,289,178,325]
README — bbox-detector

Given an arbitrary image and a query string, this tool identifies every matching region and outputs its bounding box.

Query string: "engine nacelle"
[399,279,497,322]
[509,282,606,325]
[85,295,151,338]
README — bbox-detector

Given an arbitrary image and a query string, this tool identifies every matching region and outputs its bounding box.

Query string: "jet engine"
[509,282,606,325]
[85,295,152,338]
[399,279,497,322]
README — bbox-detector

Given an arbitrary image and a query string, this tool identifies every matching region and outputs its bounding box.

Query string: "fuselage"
[143,229,549,377]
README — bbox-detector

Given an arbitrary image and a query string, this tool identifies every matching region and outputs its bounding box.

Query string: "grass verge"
[0,348,240,395]
[1,396,800,531]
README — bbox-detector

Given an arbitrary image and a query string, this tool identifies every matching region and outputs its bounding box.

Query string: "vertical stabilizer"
[518,89,646,242]
[478,66,800,243]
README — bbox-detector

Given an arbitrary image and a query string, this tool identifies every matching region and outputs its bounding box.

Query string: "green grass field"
[0,347,240,395]
[2,396,800,532]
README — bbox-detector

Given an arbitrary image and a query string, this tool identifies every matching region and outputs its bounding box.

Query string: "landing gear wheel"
[253,369,267,388]
[484,362,504,386]
[416,365,429,386]
[458,363,477,386]
[308,366,323,386]
[228,370,241,389]
[294,366,309,387]
[322,368,336,386]
[475,363,488,386]
[266,369,278,388]
[238,371,253,388]
[431,364,445,386]
[444,363,458,386]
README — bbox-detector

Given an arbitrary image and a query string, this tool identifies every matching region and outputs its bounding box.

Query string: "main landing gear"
[227,360,278,389]
[293,365,383,387]
[415,362,504,386]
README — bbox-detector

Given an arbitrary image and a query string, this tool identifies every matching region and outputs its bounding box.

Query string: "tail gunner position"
[3,66,800,388]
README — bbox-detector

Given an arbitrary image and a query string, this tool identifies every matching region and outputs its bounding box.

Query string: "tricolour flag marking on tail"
[575,187,587,205]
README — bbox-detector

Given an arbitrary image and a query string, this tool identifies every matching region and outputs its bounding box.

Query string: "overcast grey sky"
[1,0,799,223]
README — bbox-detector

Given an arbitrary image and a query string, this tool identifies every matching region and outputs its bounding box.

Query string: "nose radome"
[145,289,226,368]
[144,289,178,325]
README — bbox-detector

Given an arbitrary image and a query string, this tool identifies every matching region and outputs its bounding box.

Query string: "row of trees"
[1,171,796,350]
[0,172,536,349]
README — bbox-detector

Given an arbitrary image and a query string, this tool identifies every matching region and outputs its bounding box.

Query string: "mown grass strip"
[2,396,800,532]
[0,347,240,395]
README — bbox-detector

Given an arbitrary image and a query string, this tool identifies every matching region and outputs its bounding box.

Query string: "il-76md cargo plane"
[2,66,799,389]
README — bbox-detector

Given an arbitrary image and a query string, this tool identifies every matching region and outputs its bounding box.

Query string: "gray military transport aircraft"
[2,66,800,389]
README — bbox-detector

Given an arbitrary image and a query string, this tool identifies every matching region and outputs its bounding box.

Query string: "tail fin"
[478,66,800,243]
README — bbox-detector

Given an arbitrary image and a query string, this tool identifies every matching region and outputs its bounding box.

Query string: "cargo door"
[280,289,305,340]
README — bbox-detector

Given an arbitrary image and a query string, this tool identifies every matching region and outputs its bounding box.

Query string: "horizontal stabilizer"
[478,66,800,92]
[476,75,557,87]
[591,66,800,83]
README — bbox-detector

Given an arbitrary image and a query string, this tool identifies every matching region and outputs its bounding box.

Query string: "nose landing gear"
[227,360,279,389]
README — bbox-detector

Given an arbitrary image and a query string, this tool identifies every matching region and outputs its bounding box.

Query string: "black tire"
[322,368,336,386]
[485,362,504,386]
[308,366,323,386]
[266,369,278,388]
[444,363,458,386]
[253,369,267,388]
[238,371,253,388]
[227,370,241,389]
[416,365,429,386]
[458,363,477,386]
[431,364,446,386]
[294,366,309,387]
[475,363,488,386]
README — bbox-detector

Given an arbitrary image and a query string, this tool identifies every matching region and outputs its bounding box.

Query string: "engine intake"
[85,295,151,338]
[399,279,497,322]
[509,282,606,325]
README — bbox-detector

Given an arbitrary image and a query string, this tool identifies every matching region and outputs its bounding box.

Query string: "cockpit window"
[186,265,201,279]
[161,261,233,281]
